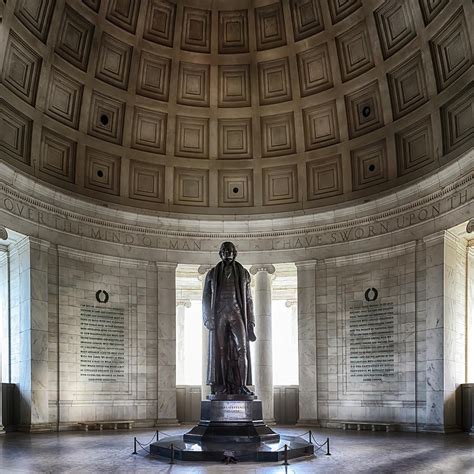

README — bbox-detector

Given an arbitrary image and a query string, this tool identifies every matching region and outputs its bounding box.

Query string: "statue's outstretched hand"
[248,324,257,342]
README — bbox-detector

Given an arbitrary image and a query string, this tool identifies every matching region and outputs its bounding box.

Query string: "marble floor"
[0,425,472,473]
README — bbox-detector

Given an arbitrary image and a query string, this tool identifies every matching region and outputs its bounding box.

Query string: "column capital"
[285,299,297,308]
[467,218,474,233]
[250,264,275,275]
[422,230,446,246]
[0,226,8,241]
[294,260,317,269]
[155,262,178,271]
[197,264,213,281]
[176,298,192,308]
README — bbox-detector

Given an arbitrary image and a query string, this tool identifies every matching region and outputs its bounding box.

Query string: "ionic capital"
[0,226,8,241]
[250,264,276,275]
[467,218,474,233]
[176,299,192,308]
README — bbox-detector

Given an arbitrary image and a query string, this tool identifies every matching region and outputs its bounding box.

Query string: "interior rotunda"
[0,0,472,471]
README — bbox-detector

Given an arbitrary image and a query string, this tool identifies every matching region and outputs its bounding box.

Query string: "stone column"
[155,262,178,426]
[250,264,275,423]
[0,232,8,434]
[176,299,191,385]
[16,237,51,432]
[295,260,319,426]
[198,265,212,400]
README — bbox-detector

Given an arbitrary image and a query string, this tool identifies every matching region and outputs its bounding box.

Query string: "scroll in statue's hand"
[248,324,257,342]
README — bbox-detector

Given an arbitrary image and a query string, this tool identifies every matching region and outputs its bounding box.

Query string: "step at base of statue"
[183,399,279,444]
[150,433,314,462]
[150,395,314,462]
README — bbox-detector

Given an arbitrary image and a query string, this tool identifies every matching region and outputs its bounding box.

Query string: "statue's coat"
[202,260,255,387]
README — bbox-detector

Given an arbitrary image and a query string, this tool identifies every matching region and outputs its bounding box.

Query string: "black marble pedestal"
[150,395,314,462]
[183,395,280,444]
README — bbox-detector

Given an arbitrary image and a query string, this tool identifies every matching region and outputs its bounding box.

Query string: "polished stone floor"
[0,425,472,473]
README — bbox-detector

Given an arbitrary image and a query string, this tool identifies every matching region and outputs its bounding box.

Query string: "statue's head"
[219,241,237,263]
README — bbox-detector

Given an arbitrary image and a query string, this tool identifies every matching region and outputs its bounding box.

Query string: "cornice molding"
[322,241,417,267]
[0,155,472,256]
[0,153,472,239]
[57,245,147,268]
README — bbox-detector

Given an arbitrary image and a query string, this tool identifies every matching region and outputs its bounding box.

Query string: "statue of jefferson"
[202,242,256,395]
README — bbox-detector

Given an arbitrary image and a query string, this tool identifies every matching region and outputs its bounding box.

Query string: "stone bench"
[78,420,134,431]
[341,421,397,432]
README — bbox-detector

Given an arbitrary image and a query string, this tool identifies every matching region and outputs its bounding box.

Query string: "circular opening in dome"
[368,164,376,172]
[362,106,371,118]
[232,187,239,194]
[100,114,109,126]
[97,170,104,178]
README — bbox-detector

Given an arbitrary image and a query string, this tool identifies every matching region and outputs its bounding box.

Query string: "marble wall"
[296,233,471,432]
[35,246,176,430]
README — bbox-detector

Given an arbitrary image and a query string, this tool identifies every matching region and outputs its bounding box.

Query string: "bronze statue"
[202,242,256,395]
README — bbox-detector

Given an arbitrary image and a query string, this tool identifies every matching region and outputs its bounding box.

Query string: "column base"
[18,423,53,433]
[264,418,276,425]
[155,419,180,427]
[0,424,5,435]
[297,419,320,427]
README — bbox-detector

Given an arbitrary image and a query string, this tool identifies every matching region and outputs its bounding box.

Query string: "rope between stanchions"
[309,432,329,451]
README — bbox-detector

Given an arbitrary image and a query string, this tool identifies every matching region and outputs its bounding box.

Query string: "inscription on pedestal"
[80,304,126,382]
[347,302,395,382]
[209,401,253,422]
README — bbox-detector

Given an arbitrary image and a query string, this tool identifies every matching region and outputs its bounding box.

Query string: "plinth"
[150,394,314,462]
[183,394,279,444]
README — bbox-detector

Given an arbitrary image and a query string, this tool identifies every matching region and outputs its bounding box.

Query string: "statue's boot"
[239,385,254,395]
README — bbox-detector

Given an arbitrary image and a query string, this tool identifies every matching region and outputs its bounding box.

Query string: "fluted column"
[198,265,212,400]
[250,264,275,423]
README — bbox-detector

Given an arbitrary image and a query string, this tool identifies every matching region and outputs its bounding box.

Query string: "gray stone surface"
[0,426,473,473]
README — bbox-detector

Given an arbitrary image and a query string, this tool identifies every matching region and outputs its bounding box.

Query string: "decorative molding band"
[322,241,417,267]
[155,262,178,271]
[250,264,276,275]
[295,260,317,269]
[57,245,148,268]
[422,230,446,246]
[0,160,472,254]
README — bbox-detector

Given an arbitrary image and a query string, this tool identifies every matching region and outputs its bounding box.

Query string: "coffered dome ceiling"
[0,0,472,216]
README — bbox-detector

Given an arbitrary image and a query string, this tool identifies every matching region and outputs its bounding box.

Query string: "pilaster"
[0,237,8,434]
[423,231,467,432]
[295,260,319,426]
[16,236,52,432]
[155,262,179,426]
